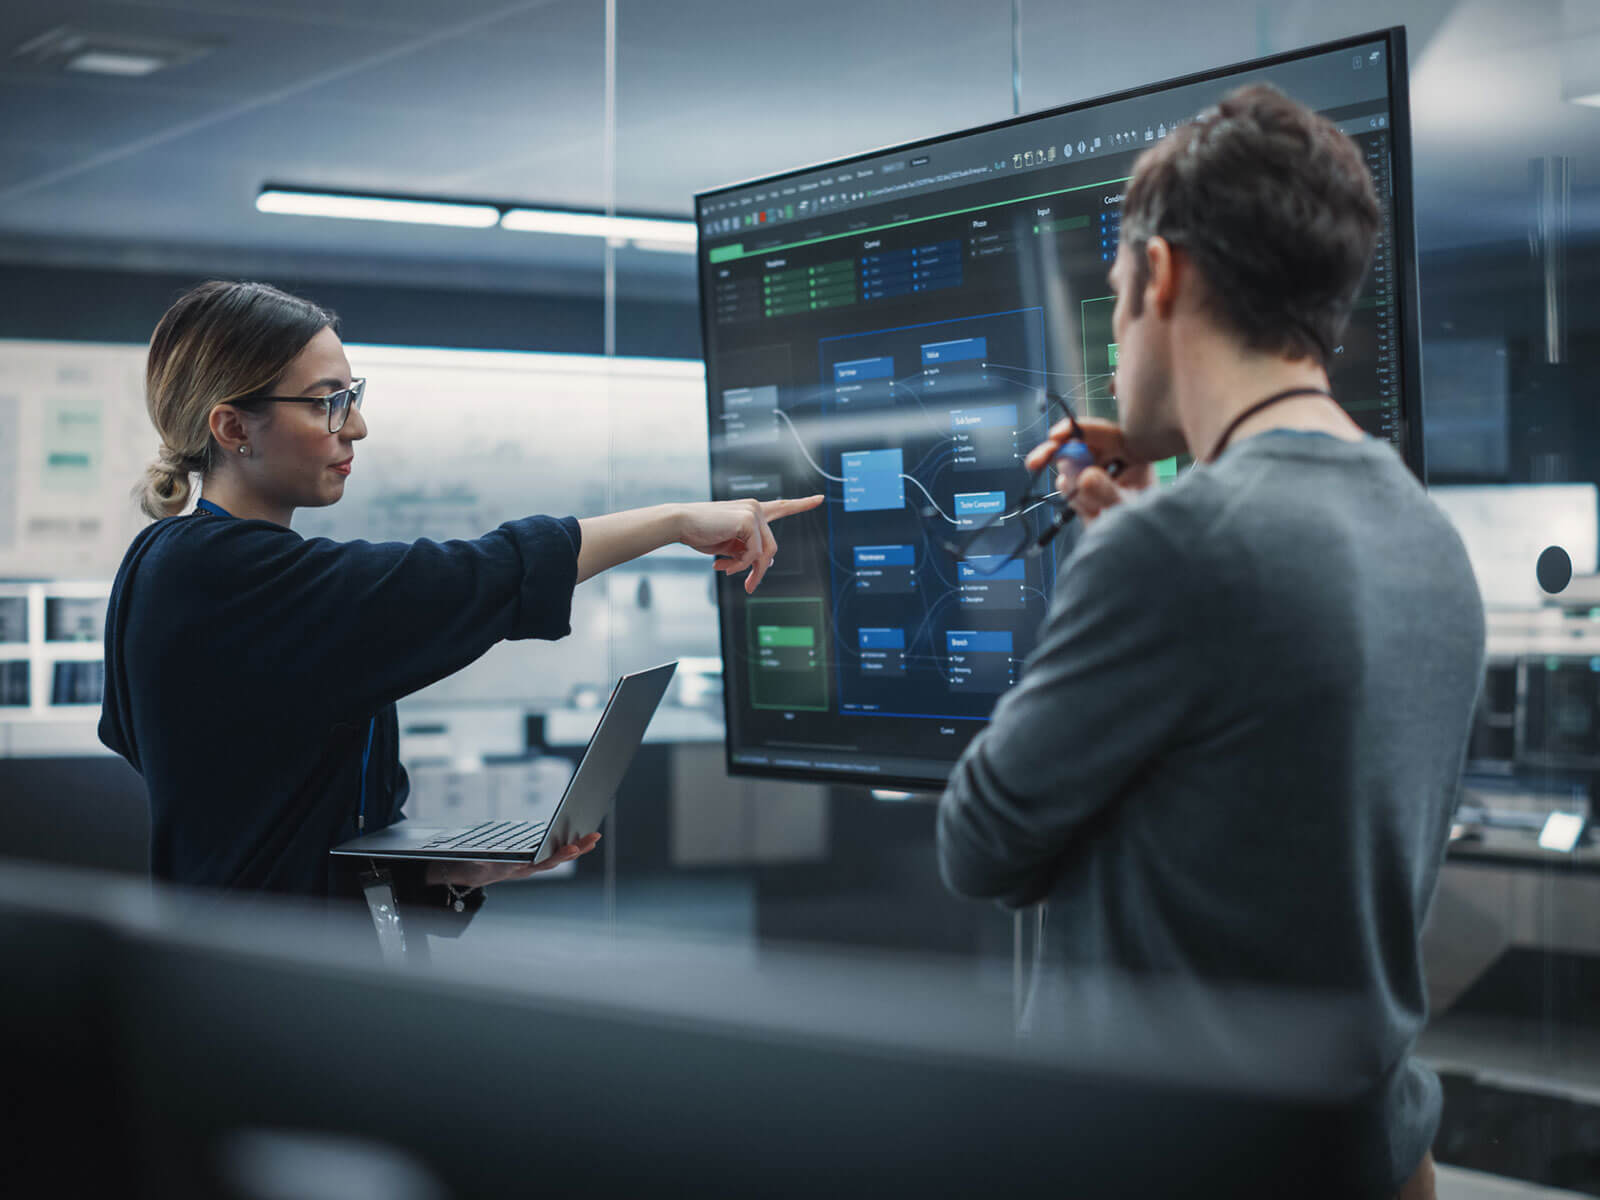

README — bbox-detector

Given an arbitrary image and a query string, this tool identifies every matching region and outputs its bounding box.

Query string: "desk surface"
[1447,827,1600,875]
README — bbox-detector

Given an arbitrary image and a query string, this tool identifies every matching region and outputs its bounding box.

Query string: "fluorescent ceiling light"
[256,188,696,249]
[501,207,697,247]
[1571,92,1600,108]
[15,25,217,75]
[629,237,698,255]
[256,189,500,229]
[65,50,166,76]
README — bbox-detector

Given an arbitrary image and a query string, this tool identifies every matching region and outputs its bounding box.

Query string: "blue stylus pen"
[1054,440,1097,468]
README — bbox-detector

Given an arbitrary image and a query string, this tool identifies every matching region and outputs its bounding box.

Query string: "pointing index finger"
[760,494,824,520]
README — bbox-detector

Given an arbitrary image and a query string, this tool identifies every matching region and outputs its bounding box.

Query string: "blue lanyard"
[358,718,376,832]
[197,496,378,831]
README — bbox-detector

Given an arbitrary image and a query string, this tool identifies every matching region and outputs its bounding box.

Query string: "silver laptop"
[333,661,677,866]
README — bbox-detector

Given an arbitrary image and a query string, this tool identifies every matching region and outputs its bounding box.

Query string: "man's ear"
[1145,236,1180,319]
[209,404,249,454]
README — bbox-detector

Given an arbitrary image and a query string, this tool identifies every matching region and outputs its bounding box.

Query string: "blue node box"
[946,629,1015,692]
[842,448,905,512]
[853,544,917,593]
[958,556,1027,609]
[857,627,907,675]
[950,404,1019,471]
[953,490,1006,527]
[833,356,895,408]
[949,404,1017,432]
[946,630,1013,653]
[921,336,987,367]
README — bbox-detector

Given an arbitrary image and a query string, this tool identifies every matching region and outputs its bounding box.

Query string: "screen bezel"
[697,27,1422,792]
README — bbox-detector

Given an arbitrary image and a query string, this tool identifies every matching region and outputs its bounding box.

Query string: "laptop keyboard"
[418,820,548,853]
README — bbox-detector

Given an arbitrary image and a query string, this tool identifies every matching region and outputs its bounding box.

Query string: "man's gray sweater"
[938,431,1486,1191]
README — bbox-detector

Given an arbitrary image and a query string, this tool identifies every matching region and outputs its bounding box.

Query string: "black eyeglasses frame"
[234,377,367,434]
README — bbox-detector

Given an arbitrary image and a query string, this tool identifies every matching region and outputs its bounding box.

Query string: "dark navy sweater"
[99,507,581,900]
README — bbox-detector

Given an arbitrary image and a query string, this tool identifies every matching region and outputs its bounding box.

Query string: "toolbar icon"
[1062,142,1073,158]
[1077,140,1087,154]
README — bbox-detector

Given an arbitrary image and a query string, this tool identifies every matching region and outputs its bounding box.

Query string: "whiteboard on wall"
[0,341,156,580]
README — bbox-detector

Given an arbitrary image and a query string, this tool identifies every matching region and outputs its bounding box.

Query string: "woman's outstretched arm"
[577,495,823,592]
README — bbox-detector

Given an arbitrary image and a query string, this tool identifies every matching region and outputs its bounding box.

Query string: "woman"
[98,280,818,916]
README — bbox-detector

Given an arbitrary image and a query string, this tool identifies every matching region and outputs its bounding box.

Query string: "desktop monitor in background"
[696,28,1422,790]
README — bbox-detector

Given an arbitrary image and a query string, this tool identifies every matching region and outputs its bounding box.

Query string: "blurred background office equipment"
[1,2,1598,1192]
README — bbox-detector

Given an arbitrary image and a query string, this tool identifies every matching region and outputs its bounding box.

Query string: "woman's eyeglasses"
[930,389,1122,574]
[238,378,366,434]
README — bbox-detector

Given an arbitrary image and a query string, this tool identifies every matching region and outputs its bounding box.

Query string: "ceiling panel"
[0,142,87,191]
[0,0,418,98]
[0,0,1593,292]
[0,76,235,156]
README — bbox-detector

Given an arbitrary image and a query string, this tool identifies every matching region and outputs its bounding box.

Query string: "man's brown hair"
[1120,83,1380,366]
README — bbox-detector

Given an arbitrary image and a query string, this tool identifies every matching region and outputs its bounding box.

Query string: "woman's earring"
[238,445,250,456]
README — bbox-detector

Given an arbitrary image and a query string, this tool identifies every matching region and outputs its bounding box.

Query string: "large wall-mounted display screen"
[697,28,1421,789]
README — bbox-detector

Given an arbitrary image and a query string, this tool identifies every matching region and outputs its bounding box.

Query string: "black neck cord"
[1207,387,1335,463]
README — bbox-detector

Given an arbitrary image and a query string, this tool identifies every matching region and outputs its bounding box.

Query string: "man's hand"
[1024,416,1153,525]
[424,832,602,888]
[678,495,824,593]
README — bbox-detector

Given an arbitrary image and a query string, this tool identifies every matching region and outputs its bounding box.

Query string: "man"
[937,84,1484,1199]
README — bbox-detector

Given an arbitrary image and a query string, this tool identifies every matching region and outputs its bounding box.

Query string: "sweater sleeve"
[192,514,582,725]
[936,506,1201,907]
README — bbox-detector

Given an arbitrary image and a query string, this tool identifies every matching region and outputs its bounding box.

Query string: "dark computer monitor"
[0,863,1382,1200]
[696,28,1421,790]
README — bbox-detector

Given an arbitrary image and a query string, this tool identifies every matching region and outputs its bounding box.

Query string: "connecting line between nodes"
[899,474,959,524]
[905,589,963,658]
[1014,497,1057,520]
[981,362,1117,382]
[887,378,959,438]
[775,408,846,483]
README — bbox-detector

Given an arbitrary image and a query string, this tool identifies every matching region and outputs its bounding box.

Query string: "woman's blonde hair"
[139,281,338,519]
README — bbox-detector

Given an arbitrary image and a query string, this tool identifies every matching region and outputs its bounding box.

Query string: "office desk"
[1446,827,1600,876]
[1424,829,1600,1013]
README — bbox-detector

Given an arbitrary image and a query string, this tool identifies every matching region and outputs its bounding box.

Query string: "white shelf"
[0,581,112,741]
[0,718,112,758]
[38,642,104,659]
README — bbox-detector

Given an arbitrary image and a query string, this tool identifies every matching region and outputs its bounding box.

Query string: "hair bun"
[138,453,195,520]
